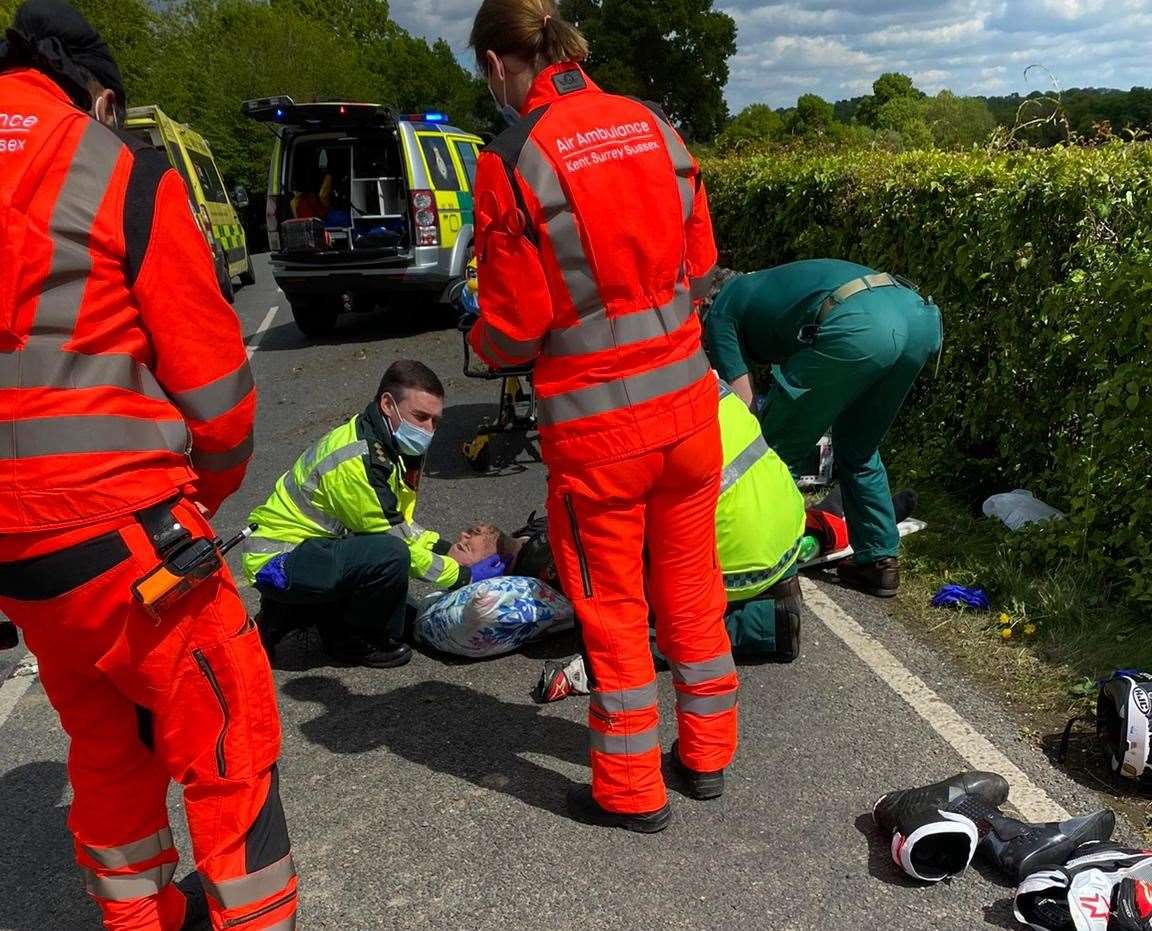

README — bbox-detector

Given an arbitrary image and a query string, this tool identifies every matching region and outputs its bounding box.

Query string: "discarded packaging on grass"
[982,490,1065,531]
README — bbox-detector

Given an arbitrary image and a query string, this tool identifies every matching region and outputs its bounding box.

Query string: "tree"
[921,91,996,148]
[715,103,783,152]
[787,93,836,136]
[856,71,923,128]
[560,0,737,141]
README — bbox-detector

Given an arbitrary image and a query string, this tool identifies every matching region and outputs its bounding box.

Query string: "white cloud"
[387,0,1152,112]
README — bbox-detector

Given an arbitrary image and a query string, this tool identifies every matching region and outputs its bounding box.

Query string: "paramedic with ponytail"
[468,0,738,833]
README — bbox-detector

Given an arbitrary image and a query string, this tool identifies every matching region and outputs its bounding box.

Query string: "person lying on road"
[241,360,510,669]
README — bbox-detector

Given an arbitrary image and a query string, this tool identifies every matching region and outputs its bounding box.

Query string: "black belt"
[0,496,187,601]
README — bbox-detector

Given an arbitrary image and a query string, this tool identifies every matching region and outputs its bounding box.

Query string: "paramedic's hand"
[469,554,507,584]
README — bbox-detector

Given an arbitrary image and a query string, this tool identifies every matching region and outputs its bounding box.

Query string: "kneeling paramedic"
[242,360,508,668]
[714,381,806,661]
[0,3,297,928]
[705,259,942,598]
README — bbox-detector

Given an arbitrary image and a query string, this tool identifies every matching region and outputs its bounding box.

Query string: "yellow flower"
[1000,626,1014,641]
[1023,623,1038,638]
[999,612,1011,625]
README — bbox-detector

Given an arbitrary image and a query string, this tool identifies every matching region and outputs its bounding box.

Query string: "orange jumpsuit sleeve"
[131,167,256,515]
[468,151,554,368]
[685,153,719,304]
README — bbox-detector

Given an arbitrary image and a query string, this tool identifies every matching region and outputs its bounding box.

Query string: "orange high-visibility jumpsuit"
[469,62,738,814]
[0,68,297,929]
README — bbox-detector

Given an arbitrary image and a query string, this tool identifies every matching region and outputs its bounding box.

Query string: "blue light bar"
[424,112,447,123]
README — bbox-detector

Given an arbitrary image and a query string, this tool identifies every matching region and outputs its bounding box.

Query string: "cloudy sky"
[391,0,1152,111]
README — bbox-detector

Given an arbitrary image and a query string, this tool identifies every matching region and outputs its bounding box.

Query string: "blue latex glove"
[468,553,508,584]
[930,584,990,611]
[255,554,290,592]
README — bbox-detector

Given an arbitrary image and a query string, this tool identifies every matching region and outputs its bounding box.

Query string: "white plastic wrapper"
[414,576,574,659]
[982,489,1066,531]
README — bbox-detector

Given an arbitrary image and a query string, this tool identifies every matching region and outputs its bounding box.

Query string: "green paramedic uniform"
[705,259,942,564]
[716,381,806,657]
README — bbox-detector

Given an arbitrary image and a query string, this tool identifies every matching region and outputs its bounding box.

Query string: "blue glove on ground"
[930,584,990,611]
[469,553,508,584]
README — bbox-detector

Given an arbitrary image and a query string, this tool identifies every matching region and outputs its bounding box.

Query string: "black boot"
[320,621,412,669]
[971,802,1117,881]
[254,597,305,661]
[766,575,802,662]
[838,556,901,598]
[873,772,1009,881]
[669,739,724,800]
[566,785,672,834]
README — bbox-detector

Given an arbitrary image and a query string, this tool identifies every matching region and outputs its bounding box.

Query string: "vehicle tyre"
[289,297,338,338]
[238,255,256,287]
[215,249,235,304]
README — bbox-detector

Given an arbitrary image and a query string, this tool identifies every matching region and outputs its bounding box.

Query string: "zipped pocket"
[564,494,593,598]
[222,890,298,928]
[194,649,230,778]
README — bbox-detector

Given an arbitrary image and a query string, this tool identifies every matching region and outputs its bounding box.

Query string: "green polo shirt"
[704,259,877,381]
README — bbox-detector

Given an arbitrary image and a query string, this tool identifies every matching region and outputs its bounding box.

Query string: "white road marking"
[247,305,280,358]
[0,653,37,733]
[801,578,1070,822]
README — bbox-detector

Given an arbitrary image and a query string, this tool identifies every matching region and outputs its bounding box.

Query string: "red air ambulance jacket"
[469,63,719,467]
[0,69,255,532]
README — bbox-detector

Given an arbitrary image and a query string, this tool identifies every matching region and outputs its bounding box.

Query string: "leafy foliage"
[559,0,736,142]
[1,0,491,189]
[703,144,1152,611]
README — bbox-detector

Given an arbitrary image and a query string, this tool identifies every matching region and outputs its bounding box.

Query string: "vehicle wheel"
[215,250,235,304]
[289,298,338,338]
[238,255,256,287]
[462,435,492,473]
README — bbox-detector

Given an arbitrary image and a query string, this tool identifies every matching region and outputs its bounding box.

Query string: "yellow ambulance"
[125,106,254,302]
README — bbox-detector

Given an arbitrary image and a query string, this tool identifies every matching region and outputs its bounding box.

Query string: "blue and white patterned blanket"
[414,576,574,659]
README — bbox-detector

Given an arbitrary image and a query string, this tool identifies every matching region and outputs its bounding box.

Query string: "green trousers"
[725,565,800,661]
[759,288,942,563]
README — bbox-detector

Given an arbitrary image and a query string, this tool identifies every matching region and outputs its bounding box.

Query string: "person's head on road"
[376,360,445,458]
[0,0,125,127]
[447,523,520,568]
[470,0,588,117]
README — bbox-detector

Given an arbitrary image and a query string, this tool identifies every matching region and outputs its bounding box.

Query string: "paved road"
[0,257,1127,930]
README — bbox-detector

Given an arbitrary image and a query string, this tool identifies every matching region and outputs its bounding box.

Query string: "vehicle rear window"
[452,140,479,188]
[186,149,228,204]
[419,136,461,192]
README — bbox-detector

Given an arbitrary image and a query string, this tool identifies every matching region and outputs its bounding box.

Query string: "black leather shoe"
[838,556,901,597]
[669,739,725,800]
[566,785,671,833]
[324,636,413,669]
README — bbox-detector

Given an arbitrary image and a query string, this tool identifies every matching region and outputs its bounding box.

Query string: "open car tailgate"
[241,96,396,131]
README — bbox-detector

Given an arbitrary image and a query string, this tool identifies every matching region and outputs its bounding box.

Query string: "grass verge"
[876,478,1152,836]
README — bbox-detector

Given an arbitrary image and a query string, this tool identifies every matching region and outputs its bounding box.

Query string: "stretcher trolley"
[450,267,539,473]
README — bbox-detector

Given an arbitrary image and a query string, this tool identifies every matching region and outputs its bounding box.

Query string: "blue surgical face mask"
[384,395,435,456]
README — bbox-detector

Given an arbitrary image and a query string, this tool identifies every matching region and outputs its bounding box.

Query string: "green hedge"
[701,144,1152,607]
